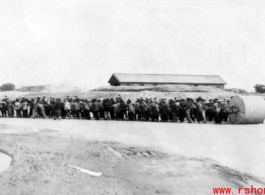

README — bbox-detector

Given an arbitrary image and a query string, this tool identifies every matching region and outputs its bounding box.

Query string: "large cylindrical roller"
[228,96,265,124]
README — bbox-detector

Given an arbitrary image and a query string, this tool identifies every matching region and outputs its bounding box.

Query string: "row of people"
[0,95,230,124]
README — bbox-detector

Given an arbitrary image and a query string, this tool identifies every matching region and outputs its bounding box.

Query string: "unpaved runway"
[0,118,265,179]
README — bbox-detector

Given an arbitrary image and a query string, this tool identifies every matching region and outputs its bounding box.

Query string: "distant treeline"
[254,84,265,94]
[0,83,15,91]
[225,88,247,94]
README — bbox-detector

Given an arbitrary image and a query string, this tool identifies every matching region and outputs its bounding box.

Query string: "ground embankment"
[0,89,240,102]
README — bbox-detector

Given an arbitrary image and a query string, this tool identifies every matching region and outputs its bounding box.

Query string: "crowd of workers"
[0,95,230,124]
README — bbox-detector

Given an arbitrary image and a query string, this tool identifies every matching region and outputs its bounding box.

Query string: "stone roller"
[228,96,265,124]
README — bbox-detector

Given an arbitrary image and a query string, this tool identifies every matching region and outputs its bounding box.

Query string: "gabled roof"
[108,73,227,85]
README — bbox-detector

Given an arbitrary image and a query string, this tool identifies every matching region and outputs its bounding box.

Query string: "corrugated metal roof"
[109,73,227,84]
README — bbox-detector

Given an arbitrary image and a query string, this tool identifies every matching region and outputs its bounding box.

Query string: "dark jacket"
[135,102,140,112]
[160,103,169,115]
[171,103,178,114]
[72,102,80,111]
[139,102,147,113]
[113,102,120,113]
[93,101,100,112]
[127,103,134,112]
[55,101,63,110]
[83,102,90,110]
[120,102,127,112]
[151,102,159,114]
[103,100,109,111]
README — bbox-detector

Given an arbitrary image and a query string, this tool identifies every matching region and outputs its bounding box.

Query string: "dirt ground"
[1,120,265,195]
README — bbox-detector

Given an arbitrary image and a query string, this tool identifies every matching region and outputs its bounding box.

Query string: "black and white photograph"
[0,0,265,194]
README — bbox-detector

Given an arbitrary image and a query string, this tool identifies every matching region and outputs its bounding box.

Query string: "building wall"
[216,85,225,89]
[120,83,225,89]
[117,83,225,90]
[119,83,224,88]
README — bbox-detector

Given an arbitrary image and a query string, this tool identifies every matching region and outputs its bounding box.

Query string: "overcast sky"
[0,0,264,91]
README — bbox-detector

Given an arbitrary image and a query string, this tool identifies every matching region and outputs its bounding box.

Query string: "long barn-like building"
[108,73,227,89]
